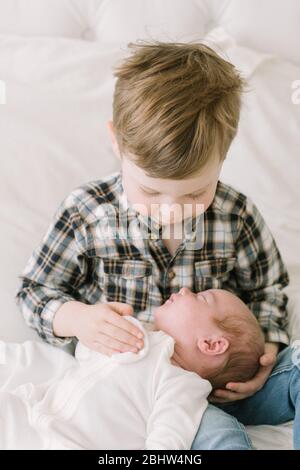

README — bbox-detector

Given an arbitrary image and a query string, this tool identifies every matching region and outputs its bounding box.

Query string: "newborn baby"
[0,288,264,450]
[154,287,265,389]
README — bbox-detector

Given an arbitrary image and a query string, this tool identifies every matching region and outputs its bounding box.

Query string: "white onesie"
[0,316,211,450]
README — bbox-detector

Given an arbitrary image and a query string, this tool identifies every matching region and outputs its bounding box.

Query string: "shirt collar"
[75,316,173,365]
[108,316,175,365]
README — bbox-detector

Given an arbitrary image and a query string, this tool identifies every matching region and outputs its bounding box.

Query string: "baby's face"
[154,287,249,371]
[154,287,240,336]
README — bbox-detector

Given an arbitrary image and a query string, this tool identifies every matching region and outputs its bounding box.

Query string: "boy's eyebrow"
[140,183,210,196]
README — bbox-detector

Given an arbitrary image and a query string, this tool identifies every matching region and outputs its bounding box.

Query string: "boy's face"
[121,157,222,224]
[107,121,223,224]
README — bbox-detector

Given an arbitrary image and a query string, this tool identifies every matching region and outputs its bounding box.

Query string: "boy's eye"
[140,188,160,196]
[189,191,205,200]
[140,188,206,199]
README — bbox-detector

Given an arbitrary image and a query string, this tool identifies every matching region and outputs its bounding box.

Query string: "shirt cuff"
[263,328,290,348]
[40,298,74,347]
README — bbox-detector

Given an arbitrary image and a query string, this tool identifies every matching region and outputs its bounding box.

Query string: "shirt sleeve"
[234,197,290,347]
[145,363,211,450]
[15,194,89,347]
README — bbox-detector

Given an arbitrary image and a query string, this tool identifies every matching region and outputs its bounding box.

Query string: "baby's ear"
[197,336,229,356]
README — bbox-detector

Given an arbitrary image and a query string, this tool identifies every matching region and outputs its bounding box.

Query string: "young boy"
[15,41,299,449]
[2,288,263,450]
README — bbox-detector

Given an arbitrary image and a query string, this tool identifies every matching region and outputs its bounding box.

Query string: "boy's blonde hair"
[208,314,265,389]
[112,40,247,179]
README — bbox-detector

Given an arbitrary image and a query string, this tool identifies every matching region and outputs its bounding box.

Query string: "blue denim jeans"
[191,346,300,450]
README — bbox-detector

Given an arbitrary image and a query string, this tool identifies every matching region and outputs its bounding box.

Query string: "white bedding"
[0,0,299,450]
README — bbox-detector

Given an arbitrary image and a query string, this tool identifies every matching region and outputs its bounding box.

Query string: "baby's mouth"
[165,293,177,304]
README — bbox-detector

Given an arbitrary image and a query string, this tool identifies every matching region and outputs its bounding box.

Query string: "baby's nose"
[179,287,190,296]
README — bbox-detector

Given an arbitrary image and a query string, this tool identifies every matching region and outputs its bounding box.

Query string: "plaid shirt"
[15,171,290,347]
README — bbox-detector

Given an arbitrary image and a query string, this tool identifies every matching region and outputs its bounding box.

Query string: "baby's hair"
[112,40,247,179]
[208,313,265,389]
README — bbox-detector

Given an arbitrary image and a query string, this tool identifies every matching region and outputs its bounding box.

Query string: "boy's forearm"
[53,300,88,338]
[15,196,89,345]
[235,196,290,347]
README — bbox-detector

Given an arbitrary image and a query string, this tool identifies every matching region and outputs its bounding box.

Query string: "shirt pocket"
[98,258,153,312]
[194,257,236,291]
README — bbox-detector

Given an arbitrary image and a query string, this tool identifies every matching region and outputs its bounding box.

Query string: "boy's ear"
[197,336,229,356]
[107,120,121,160]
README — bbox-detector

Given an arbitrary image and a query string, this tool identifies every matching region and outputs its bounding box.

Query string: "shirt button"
[168,270,176,280]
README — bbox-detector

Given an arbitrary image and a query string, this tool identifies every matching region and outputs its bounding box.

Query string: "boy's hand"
[209,342,279,403]
[71,301,144,356]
